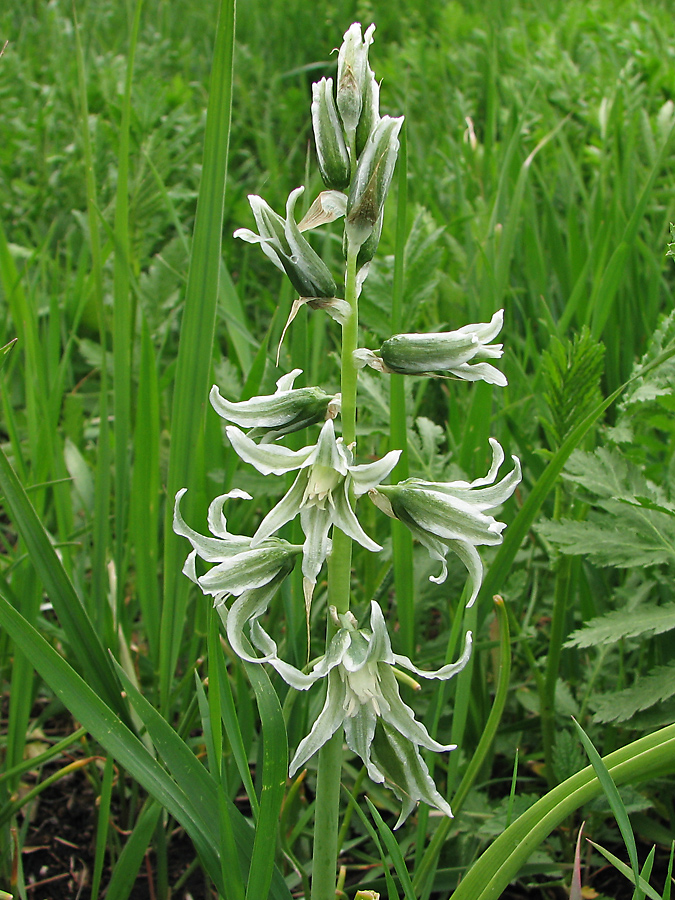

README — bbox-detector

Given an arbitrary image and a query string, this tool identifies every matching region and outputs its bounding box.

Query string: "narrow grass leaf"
[587,841,661,900]
[0,446,127,719]
[365,798,416,900]
[90,755,114,900]
[161,0,236,705]
[215,648,259,817]
[104,800,161,900]
[0,592,225,894]
[572,718,640,886]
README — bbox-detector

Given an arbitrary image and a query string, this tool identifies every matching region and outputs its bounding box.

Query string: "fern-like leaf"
[591,661,675,723]
[565,603,675,648]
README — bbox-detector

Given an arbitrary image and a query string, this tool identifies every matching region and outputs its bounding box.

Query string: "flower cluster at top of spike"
[173,22,522,826]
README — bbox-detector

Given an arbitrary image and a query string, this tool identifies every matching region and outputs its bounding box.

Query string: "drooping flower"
[353,309,508,385]
[234,187,338,300]
[225,418,401,604]
[370,439,521,605]
[222,598,472,827]
[173,488,300,602]
[210,369,340,443]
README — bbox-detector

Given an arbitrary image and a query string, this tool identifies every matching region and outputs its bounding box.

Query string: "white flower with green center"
[173,488,300,601]
[225,418,401,604]
[370,438,521,605]
[223,597,472,828]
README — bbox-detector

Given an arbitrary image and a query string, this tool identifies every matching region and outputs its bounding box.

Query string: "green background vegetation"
[3,0,675,897]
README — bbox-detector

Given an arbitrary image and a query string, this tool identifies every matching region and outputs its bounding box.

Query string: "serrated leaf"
[539,503,675,568]
[565,604,675,648]
[591,662,675,724]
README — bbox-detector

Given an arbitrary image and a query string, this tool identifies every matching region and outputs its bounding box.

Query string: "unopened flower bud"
[312,78,351,191]
[355,66,380,157]
[337,23,375,138]
[346,116,403,248]
[355,310,508,385]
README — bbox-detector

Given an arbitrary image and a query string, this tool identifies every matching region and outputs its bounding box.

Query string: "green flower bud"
[345,115,403,248]
[355,66,380,157]
[312,78,351,191]
[336,23,375,138]
[354,310,507,385]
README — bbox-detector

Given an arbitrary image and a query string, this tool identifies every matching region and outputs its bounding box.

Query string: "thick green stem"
[310,242,360,900]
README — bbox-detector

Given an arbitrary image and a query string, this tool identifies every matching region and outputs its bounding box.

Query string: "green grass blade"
[365,798,417,900]
[449,726,675,900]
[160,0,236,706]
[0,591,225,894]
[90,755,115,900]
[242,656,288,900]
[573,718,640,888]
[586,841,662,900]
[215,648,259,817]
[104,800,161,900]
[0,445,127,719]
[112,0,144,616]
[342,789,400,900]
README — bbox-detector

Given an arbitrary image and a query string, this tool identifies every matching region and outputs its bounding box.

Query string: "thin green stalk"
[310,240,360,900]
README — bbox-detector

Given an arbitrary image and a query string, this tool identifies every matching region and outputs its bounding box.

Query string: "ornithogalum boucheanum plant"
[174,21,521,900]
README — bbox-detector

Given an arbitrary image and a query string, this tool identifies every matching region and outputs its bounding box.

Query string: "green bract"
[370,438,522,605]
[210,369,340,443]
[354,309,507,384]
[312,77,351,191]
[234,186,337,299]
[225,418,400,601]
[173,488,301,601]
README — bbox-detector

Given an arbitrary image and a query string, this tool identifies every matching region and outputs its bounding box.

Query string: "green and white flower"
[224,598,472,827]
[225,418,401,602]
[210,369,340,443]
[336,22,376,139]
[234,186,337,300]
[370,438,521,604]
[345,115,403,249]
[353,309,507,385]
[173,488,300,601]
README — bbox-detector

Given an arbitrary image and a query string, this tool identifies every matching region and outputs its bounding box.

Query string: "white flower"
[354,309,507,386]
[209,369,340,443]
[312,77,351,191]
[234,187,337,300]
[173,488,299,601]
[370,438,521,605]
[225,419,400,602]
[225,598,472,828]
